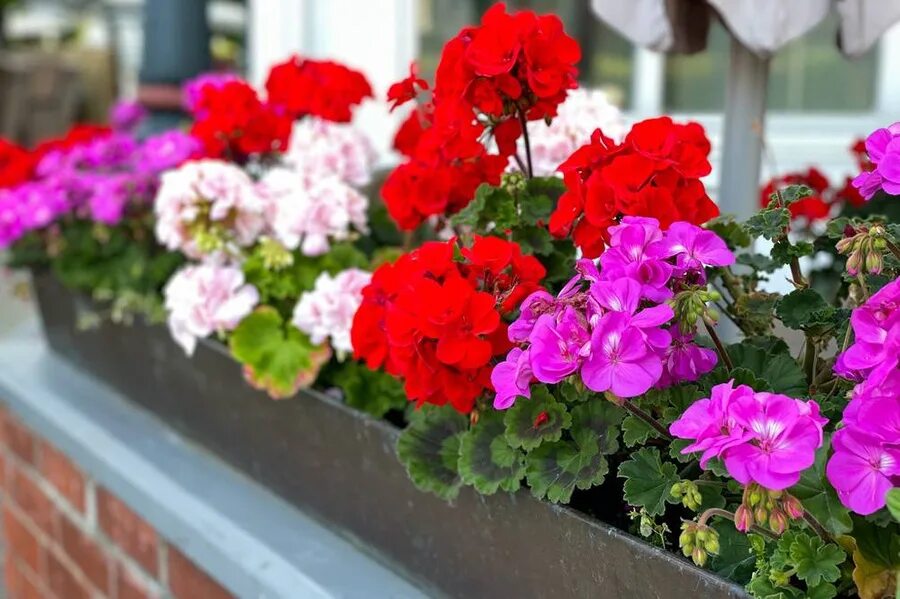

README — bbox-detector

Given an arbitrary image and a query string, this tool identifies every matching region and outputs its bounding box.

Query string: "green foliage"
[733,292,779,334]
[618,447,679,516]
[771,239,815,265]
[788,534,845,587]
[736,253,780,273]
[228,307,324,399]
[851,518,900,569]
[887,489,900,523]
[396,406,468,501]
[328,361,407,418]
[707,217,752,249]
[790,441,853,536]
[243,242,368,313]
[621,415,655,447]
[775,289,832,330]
[745,208,790,241]
[502,387,571,450]
[523,400,619,503]
[749,531,845,599]
[725,341,807,396]
[710,523,756,584]
[458,411,525,495]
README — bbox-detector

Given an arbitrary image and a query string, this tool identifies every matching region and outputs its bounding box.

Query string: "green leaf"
[789,534,845,586]
[734,292,779,333]
[725,367,771,391]
[710,522,755,584]
[618,447,679,516]
[512,224,555,255]
[524,417,608,504]
[887,488,900,523]
[520,176,563,225]
[569,401,622,454]
[775,289,833,330]
[451,184,517,230]
[804,583,838,599]
[228,307,325,398]
[707,217,752,249]
[503,387,571,451]
[736,253,780,273]
[458,411,525,495]
[726,341,806,396]
[621,415,655,447]
[767,184,814,208]
[330,361,407,418]
[396,405,467,501]
[824,216,851,239]
[745,208,790,240]
[771,239,814,266]
[790,440,853,536]
[851,518,900,569]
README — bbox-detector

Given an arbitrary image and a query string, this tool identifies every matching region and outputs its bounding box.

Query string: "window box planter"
[32,271,749,599]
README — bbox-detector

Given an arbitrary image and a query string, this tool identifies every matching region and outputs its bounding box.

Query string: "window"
[664,15,880,113]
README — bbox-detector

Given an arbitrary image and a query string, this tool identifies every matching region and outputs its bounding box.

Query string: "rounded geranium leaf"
[503,386,571,450]
[458,411,525,495]
[396,405,468,501]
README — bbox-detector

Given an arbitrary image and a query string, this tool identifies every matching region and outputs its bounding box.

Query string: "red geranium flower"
[387,62,428,112]
[548,117,718,258]
[266,55,372,122]
[351,237,542,414]
[760,167,832,222]
[189,78,292,160]
[0,139,36,189]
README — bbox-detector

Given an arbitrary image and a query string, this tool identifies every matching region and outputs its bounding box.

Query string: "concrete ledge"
[0,330,425,599]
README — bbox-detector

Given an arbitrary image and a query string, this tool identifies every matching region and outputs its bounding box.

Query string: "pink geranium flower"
[491,347,533,410]
[827,427,899,516]
[529,308,589,384]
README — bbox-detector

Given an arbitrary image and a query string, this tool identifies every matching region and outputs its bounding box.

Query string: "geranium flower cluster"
[283,117,376,187]
[351,236,545,414]
[670,381,827,490]
[265,55,373,123]
[292,268,371,356]
[852,121,900,200]
[828,278,900,515]
[381,2,581,230]
[154,159,267,259]
[491,217,733,409]
[163,261,259,356]
[513,89,626,177]
[548,117,719,258]
[0,122,200,247]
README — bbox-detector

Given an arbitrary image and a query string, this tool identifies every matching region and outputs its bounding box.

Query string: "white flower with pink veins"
[518,89,627,177]
[154,159,266,259]
[164,261,259,356]
[284,117,376,187]
[258,167,368,257]
[292,268,371,356]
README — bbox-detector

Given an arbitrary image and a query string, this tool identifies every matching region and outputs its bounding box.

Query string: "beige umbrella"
[591,0,900,218]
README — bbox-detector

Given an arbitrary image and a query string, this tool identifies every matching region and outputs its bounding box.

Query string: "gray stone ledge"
[0,330,427,599]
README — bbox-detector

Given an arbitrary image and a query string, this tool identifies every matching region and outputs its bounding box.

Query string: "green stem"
[802,512,836,546]
[697,508,778,540]
[803,338,817,388]
[619,400,673,442]
[703,320,734,371]
[885,238,900,262]
[789,257,808,289]
[518,109,533,179]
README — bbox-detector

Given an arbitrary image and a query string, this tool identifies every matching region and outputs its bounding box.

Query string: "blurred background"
[0,0,894,181]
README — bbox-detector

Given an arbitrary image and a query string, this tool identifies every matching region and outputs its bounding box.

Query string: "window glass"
[416,0,635,107]
[664,14,879,112]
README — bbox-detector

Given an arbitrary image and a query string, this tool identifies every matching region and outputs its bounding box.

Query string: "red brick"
[167,546,234,599]
[3,507,41,575]
[5,558,45,599]
[8,467,57,539]
[116,564,159,599]
[59,517,110,593]
[45,551,90,599]
[97,488,158,575]
[4,414,36,465]
[40,442,86,513]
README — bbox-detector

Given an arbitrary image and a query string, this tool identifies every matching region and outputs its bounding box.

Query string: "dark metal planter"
[32,272,749,599]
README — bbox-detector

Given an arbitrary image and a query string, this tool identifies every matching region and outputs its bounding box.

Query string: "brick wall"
[0,404,235,599]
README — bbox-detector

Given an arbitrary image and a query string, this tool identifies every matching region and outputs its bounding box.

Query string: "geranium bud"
[865,250,883,274]
[783,495,804,519]
[754,505,769,525]
[734,505,753,532]
[748,487,763,507]
[704,536,720,555]
[768,510,788,535]
[691,546,708,567]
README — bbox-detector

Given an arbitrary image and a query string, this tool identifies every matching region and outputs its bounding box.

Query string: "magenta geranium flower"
[671,381,826,490]
[581,312,662,397]
[528,308,589,384]
[658,330,717,386]
[852,121,900,199]
[491,347,534,410]
[724,392,823,490]
[653,221,735,270]
[670,380,754,467]
[827,427,899,515]
[507,290,556,343]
